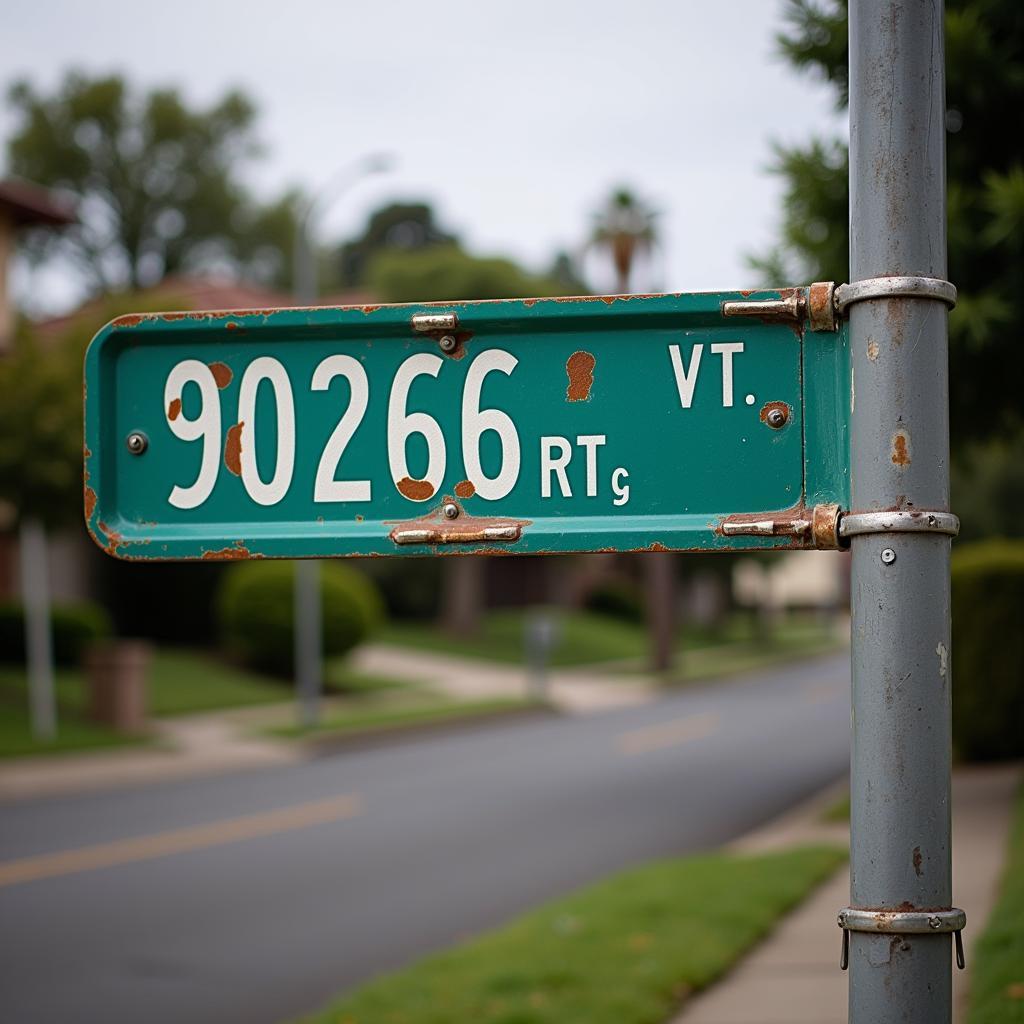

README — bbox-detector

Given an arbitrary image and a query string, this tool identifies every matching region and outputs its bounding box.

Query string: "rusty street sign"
[83,287,849,560]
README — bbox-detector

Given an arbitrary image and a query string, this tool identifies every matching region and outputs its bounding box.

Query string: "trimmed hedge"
[0,600,113,666]
[582,577,646,624]
[217,561,384,675]
[952,539,1024,761]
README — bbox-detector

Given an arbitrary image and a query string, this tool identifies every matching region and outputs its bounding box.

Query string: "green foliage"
[338,202,458,287]
[6,71,295,292]
[951,430,1024,541]
[367,243,567,303]
[966,779,1024,1024]
[360,559,444,620]
[305,845,845,1024]
[755,0,1024,446]
[0,330,82,525]
[951,540,1024,761]
[582,577,646,624]
[217,561,384,675]
[0,600,112,666]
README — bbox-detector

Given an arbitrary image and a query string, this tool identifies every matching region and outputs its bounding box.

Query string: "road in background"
[0,654,850,1024]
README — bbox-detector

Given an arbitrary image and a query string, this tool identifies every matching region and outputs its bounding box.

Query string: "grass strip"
[967,777,1024,1024]
[303,844,846,1024]
[271,697,542,741]
[382,610,840,672]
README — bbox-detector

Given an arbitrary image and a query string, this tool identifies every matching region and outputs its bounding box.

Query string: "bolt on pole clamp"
[838,510,960,544]
[838,907,966,971]
[833,276,957,315]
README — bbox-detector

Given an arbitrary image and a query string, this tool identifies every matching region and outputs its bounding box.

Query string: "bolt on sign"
[83,286,849,561]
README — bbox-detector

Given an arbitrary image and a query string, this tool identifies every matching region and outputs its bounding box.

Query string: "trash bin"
[85,641,150,733]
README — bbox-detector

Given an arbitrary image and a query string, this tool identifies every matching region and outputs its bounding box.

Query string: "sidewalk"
[670,763,1022,1024]
[0,643,660,801]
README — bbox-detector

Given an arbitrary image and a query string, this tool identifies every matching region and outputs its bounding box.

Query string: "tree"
[6,71,295,294]
[588,187,658,293]
[367,243,567,303]
[754,0,1024,448]
[338,202,457,287]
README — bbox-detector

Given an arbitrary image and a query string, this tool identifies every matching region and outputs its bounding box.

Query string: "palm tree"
[589,187,676,673]
[589,188,658,293]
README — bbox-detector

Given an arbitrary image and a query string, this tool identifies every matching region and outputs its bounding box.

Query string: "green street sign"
[83,288,849,561]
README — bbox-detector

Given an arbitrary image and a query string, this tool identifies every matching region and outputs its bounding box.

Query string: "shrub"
[582,577,646,624]
[0,600,113,666]
[217,561,385,675]
[951,539,1024,761]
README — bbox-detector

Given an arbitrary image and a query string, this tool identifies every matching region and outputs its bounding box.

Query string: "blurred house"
[0,177,76,350]
[733,550,850,614]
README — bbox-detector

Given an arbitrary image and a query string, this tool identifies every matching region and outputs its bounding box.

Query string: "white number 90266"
[163,349,520,510]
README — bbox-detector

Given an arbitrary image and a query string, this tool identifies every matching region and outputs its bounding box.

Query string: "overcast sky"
[3,0,847,313]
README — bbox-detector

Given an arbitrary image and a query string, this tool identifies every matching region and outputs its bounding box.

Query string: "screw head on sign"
[928,916,942,930]
[881,548,897,565]
[766,407,787,429]
[442,502,459,520]
[438,335,458,353]
[126,432,148,455]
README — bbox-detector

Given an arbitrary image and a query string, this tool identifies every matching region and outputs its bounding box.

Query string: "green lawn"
[382,609,841,674]
[272,697,542,742]
[303,844,846,1024]
[967,777,1024,1024]
[0,650,412,757]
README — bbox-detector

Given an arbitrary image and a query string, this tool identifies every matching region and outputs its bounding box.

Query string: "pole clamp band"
[838,907,966,971]
[834,276,957,314]
[839,510,960,543]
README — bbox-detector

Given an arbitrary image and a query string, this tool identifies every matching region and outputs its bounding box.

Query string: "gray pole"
[847,2,955,1021]
[20,517,56,740]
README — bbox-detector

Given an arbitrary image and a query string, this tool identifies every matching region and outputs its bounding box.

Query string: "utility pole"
[842,2,963,1021]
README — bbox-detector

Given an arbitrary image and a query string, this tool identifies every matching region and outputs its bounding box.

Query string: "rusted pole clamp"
[834,276,957,314]
[838,907,966,971]
[838,510,960,544]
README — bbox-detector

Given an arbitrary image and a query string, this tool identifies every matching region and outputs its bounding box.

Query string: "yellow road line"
[0,793,361,888]
[616,712,718,756]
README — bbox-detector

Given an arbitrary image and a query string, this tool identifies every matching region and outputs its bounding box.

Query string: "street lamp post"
[292,153,393,730]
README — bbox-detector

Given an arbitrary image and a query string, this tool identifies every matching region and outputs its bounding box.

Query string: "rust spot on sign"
[396,477,436,501]
[454,480,476,499]
[96,521,124,557]
[224,321,240,330]
[891,430,911,466]
[202,544,252,561]
[759,400,791,425]
[913,847,923,876]
[225,422,244,476]
[167,397,182,421]
[566,351,595,402]
[208,362,233,388]
[112,313,146,328]
[84,484,97,521]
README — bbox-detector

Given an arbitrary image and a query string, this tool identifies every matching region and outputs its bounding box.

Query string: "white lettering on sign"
[163,347,638,511]
[312,354,371,503]
[576,434,606,497]
[611,467,630,506]
[668,343,703,408]
[668,341,744,409]
[461,349,520,501]
[540,437,573,498]
[165,360,222,509]
[387,352,447,501]
[711,342,744,408]
[539,435,627,506]
[238,357,295,506]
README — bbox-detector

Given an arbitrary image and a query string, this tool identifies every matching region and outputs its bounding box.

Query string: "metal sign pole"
[845,1,961,1020]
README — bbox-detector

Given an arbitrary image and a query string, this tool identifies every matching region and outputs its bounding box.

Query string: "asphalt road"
[0,653,850,1024]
